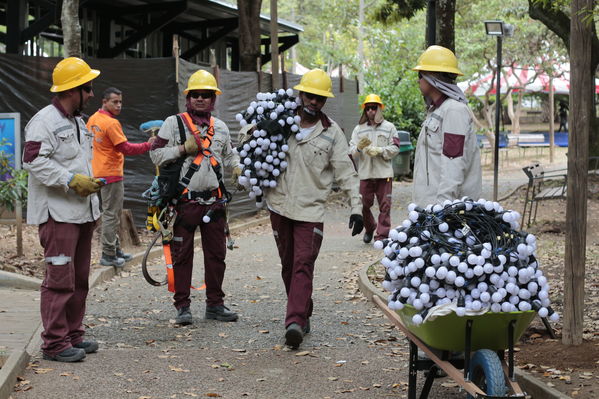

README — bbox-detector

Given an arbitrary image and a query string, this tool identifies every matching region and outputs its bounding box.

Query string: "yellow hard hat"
[412,45,463,76]
[50,57,100,92]
[293,68,335,98]
[184,70,222,95]
[362,94,384,110]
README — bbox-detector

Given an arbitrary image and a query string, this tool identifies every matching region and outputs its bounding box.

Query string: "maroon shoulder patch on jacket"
[23,141,42,163]
[443,133,465,158]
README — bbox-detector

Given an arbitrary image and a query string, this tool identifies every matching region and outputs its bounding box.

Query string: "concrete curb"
[0,214,271,399]
[0,350,28,399]
[0,271,42,291]
[356,261,570,399]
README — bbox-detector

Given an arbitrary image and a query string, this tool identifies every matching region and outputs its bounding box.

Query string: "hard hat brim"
[412,64,463,76]
[183,86,222,95]
[50,69,101,92]
[293,84,335,98]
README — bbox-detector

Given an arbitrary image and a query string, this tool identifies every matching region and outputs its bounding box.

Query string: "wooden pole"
[270,0,280,89]
[549,77,555,163]
[173,34,179,83]
[563,0,592,345]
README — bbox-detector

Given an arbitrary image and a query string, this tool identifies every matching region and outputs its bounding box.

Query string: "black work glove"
[349,214,364,236]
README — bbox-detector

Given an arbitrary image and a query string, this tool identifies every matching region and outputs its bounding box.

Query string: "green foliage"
[0,141,28,213]
[373,0,427,24]
[361,22,426,134]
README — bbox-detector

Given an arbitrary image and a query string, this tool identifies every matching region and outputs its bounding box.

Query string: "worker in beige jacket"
[349,94,399,243]
[263,69,363,349]
[412,46,482,206]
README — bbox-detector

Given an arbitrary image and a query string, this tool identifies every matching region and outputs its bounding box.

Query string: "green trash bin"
[393,130,414,178]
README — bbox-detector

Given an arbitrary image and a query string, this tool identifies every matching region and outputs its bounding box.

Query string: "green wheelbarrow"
[374,295,536,398]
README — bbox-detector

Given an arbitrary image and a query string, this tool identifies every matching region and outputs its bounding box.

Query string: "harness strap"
[176,113,223,199]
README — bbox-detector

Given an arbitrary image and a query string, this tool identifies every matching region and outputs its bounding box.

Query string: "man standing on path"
[150,70,241,325]
[349,94,399,243]
[87,87,155,267]
[412,45,481,206]
[23,57,102,362]
[264,68,363,349]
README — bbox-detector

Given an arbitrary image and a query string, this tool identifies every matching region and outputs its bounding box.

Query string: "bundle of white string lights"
[376,198,559,326]
[234,89,300,207]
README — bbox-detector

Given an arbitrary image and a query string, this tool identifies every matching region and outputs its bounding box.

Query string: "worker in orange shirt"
[87,87,155,267]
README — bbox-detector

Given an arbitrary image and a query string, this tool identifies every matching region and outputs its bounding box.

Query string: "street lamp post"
[484,20,513,201]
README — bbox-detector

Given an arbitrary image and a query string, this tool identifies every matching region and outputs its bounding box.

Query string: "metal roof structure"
[0,0,302,70]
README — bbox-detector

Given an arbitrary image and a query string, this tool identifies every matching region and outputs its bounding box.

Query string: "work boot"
[363,231,374,244]
[100,253,125,268]
[205,305,238,322]
[175,306,192,326]
[42,347,86,363]
[116,249,133,262]
[303,319,311,334]
[73,340,99,354]
[285,323,304,349]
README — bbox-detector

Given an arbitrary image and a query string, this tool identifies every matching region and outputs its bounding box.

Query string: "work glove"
[231,166,245,190]
[349,214,364,236]
[365,146,383,157]
[184,135,199,155]
[68,174,101,197]
[357,137,371,151]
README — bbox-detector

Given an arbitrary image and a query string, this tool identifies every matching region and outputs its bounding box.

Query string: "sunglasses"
[304,92,326,102]
[365,105,378,111]
[190,91,214,99]
[80,85,93,93]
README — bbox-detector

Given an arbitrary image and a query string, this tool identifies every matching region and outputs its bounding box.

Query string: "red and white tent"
[458,64,599,96]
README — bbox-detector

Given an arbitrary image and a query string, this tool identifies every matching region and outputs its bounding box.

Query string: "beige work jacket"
[24,104,100,225]
[412,98,482,206]
[150,114,239,202]
[349,120,399,179]
[262,119,362,222]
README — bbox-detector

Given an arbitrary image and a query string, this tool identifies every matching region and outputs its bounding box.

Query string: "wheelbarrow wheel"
[467,349,507,399]
[141,231,167,286]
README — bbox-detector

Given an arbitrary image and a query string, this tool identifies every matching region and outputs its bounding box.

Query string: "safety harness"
[156,112,231,292]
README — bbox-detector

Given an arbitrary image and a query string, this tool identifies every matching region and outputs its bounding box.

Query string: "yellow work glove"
[365,146,383,157]
[68,174,101,197]
[357,137,371,151]
[184,135,199,155]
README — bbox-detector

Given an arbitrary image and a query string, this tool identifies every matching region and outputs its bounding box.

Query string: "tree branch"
[528,0,599,69]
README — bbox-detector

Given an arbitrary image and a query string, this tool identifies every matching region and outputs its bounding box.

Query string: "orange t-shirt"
[88,109,127,178]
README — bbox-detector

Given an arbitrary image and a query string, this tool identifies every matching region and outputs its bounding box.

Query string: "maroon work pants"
[269,211,324,330]
[360,178,393,240]
[38,217,95,356]
[170,201,227,310]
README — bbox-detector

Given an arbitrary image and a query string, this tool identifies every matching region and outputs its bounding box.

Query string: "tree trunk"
[238,0,263,71]
[435,0,455,52]
[61,0,81,57]
[563,0,593,346]
[357,0,366,95]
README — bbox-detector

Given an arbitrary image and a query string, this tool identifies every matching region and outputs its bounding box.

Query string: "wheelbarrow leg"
[420,364,437,399]
[409,341,418,399]
[541,316,557,339]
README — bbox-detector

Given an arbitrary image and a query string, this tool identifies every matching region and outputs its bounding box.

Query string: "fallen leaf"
[34,368,53,374]
[295,351,310,356]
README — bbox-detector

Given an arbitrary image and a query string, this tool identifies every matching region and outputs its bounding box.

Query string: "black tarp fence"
[0,54,359,226]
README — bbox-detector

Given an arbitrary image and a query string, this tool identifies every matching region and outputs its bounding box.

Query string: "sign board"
[0,113,22,171]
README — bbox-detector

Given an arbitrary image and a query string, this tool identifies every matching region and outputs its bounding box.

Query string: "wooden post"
[549,78,555,163]
[563,0,592,345]
[173,34,179,83]
[119,209,141,247]
[270,0,280,89]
